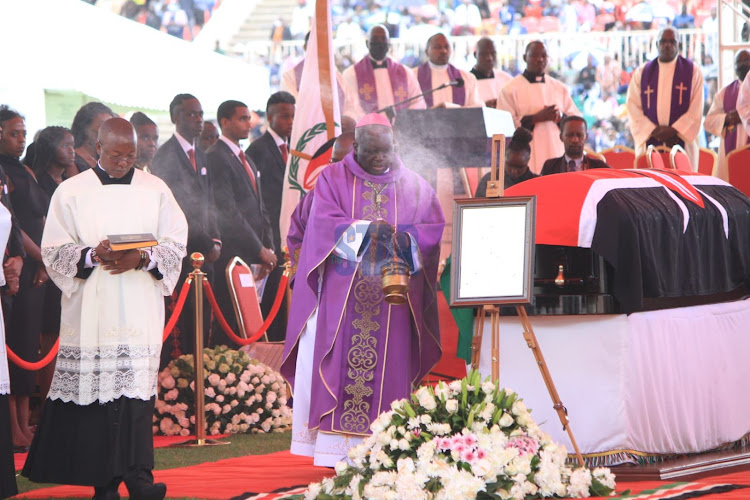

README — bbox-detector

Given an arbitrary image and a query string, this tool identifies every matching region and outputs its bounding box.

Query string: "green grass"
[16,431,292,498]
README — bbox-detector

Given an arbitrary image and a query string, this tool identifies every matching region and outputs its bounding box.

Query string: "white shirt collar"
[564,154,584,166]
[219,135,242,157]
[174,132,195,156]
[267,126,287,147]
[428,61,449,71]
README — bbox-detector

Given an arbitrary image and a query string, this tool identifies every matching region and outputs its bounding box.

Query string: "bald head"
[736,49,750,81]
[656,27,679,62]
[96,117,138,178]
[331,133,354,163]
[474,37,496,76]
[341,115,357,135]
[367,25,390,61]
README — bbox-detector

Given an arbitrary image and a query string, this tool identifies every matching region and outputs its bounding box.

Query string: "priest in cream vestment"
[23,118,187,500]
[497,41,581,173]
[626,27,703,170]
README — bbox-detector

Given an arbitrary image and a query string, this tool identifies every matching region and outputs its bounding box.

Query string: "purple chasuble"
[294,60,346,106]
[281,152,444,436]
[723,79,749,154]
[640,56,693,148]
[286,188,315,280]
[417,62,466,108]
[353,57,411,113]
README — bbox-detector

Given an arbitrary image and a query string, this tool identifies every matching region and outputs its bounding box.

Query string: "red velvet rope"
[203,272,288,346]
[162,277,193,342]
[6,338,60,371]
[6,276,194,370]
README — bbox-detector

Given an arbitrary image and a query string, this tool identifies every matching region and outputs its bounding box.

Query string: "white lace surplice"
[0,203,12,395]
[42,169,187,405]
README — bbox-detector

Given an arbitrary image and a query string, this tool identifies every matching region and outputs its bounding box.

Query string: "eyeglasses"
[99,146,137,165]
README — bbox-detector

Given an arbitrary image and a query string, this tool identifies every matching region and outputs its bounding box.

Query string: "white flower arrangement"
[153,345,292,436]
[305,370,616,499]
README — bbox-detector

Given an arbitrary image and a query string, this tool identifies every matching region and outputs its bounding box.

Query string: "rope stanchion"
[7,338,59,371]
[203,271,289,346]
[162,277,193,342]
[6,275,193,371]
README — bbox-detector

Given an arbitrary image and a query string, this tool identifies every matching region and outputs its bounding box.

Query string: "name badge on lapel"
[200,167,207,176]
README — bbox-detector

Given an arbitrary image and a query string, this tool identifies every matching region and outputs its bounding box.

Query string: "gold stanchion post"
[172,252,230,447]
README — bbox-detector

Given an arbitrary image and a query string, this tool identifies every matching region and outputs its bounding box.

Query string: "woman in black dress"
[0,106,50,448]
[32,126,77,401]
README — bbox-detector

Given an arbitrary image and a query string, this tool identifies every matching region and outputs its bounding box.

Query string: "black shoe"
[93,486,121,500]
[128,482,167,500]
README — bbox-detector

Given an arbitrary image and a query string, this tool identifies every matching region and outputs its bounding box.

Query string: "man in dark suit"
[540,116,610,175]
[246,92,295,341]
[207,100,276,345]
[151,94,221,363]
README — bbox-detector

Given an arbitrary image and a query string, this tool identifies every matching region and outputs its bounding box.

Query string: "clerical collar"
[428,61,449,71]
[94,163,134,185]
[522,70,545,84]
[470,67,494,80]
[370,57,388,69]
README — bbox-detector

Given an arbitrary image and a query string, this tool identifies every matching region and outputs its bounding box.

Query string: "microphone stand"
[376,80,460,124]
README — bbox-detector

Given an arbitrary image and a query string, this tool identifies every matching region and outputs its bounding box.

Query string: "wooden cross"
[675,82,688,106]
[359,83,375,101]
[393,86,407,102]
[643,85,655,109]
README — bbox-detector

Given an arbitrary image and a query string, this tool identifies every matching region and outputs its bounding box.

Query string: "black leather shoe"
[128,482,167,500]
[93,486,121,500]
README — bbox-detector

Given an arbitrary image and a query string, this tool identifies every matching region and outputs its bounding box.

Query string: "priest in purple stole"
[342,25,425,120]
[281,114,444,466]
[415,33,482,108]
[710,49,750,181]
[626,27,703,169]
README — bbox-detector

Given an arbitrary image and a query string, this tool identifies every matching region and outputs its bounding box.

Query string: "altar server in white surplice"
[626,27,703,170]
[414,33,483,109]
[707,50,750,181]
[470,37,513,108]
[497,40,581,174]
[23,118,187,500]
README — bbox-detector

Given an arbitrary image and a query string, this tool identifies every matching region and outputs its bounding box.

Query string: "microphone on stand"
[377,77,465,123]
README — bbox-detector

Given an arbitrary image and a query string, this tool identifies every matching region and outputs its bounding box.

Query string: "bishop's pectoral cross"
[360,83,375,101]
[643,85,655,110]
[675,82,688,106]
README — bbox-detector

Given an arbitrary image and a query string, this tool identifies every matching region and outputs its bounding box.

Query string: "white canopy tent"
[0,0,268,136]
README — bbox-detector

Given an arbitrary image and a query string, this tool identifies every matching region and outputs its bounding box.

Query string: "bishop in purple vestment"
[281,114,444,466]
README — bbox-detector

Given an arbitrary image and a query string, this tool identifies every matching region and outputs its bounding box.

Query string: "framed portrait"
[450,196,536,306]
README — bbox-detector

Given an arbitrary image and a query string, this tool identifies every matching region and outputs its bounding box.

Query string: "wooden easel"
[472,135,585,465]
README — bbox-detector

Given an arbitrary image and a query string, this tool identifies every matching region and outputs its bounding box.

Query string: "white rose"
[398,438,410,451]
[511,400,527,416]
[397,457,416,473]
[445,399,459,414]
[334,460,348,474]
[471,458,492,477]
[498,412,514,427]
[481,381,496,394]
[416,389,437,411]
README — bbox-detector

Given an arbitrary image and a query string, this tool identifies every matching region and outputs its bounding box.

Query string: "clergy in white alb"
[707,50,750,181]
[22,118,187,500]
[342,24,425,120]
[415,33,483,109]
[470,38,513,108]
[497,40,581,173]
[626,27,703,170]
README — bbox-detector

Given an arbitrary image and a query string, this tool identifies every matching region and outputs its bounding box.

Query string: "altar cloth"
[474,298,750,463]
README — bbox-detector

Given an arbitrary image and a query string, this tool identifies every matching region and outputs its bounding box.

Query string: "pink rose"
[178,418,190,428]
[159,419,173,435]
[205,387,216,398]
[164,389,179,401]
[161,375,176,390]
[179,428,190,437]
[207,373,221,387]
[226,373,236,384]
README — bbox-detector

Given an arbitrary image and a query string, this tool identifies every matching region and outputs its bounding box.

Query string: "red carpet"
[16,449,750,499]
[16,450,332,499]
